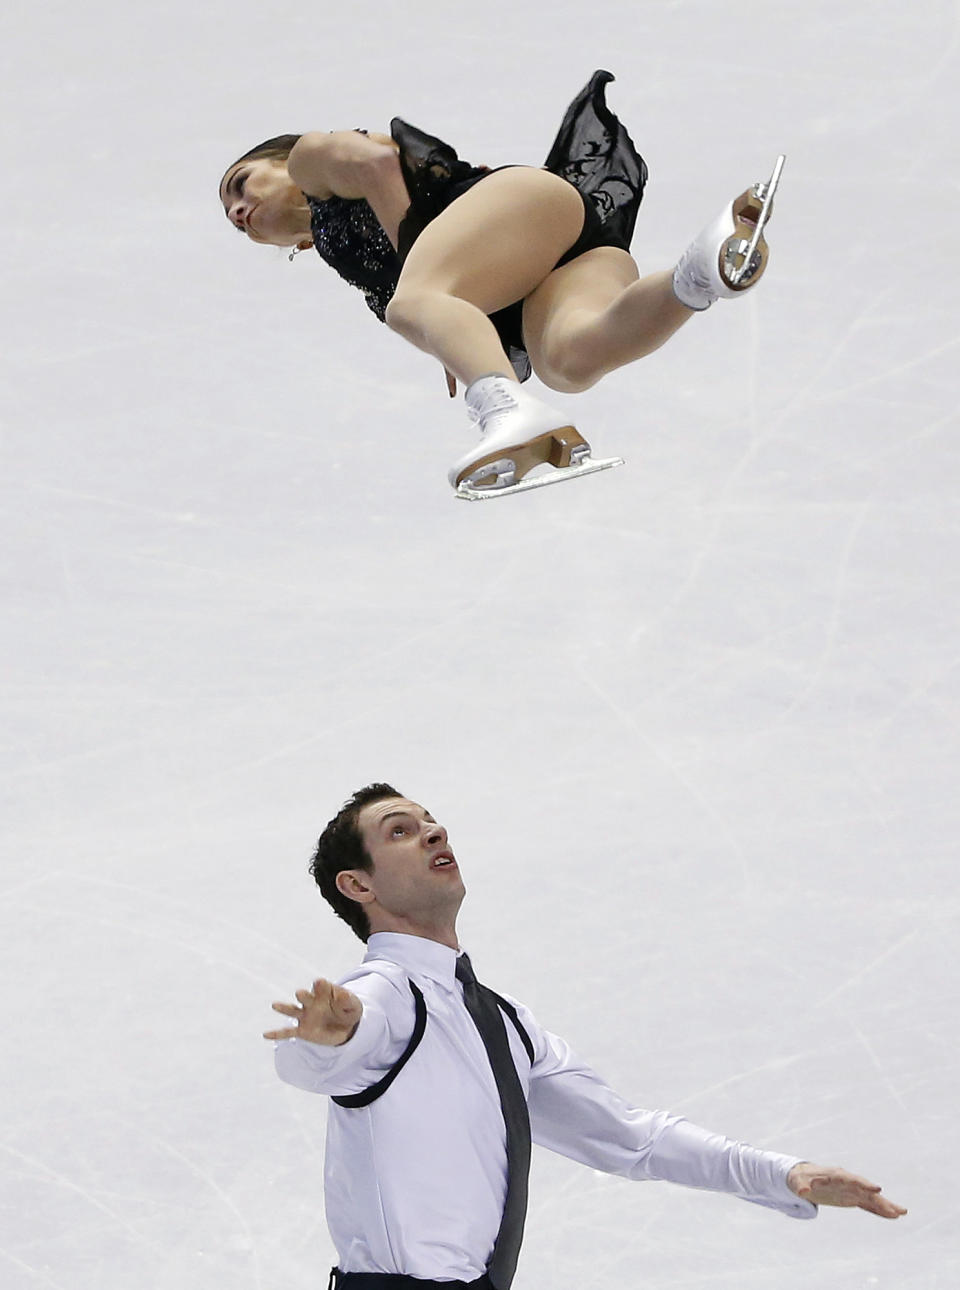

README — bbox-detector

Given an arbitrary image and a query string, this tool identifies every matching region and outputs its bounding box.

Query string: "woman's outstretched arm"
[288,130,410,248]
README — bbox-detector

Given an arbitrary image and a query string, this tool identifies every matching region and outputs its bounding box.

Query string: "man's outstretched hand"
[788,1163,907,1218]
[264,978,363,1046]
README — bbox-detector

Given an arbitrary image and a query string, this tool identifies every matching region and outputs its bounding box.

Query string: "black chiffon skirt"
[391,70,647,381]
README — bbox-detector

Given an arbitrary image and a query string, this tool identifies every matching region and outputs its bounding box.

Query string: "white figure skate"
[450,375,624,501]
[673,155,786,311]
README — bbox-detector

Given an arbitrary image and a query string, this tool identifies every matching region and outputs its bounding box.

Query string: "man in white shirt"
[266,784,905,1290]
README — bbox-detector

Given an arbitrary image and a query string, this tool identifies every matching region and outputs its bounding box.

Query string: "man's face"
[348,797,464,927]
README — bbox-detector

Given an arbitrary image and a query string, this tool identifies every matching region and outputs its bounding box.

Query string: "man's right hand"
[264,978,363,1046]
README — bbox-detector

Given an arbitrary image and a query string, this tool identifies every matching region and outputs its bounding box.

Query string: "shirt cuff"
[767,1155,818,1220]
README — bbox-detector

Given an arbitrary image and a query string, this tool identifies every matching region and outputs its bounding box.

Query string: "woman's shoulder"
[288,133,336,199]
[288,129,399,201]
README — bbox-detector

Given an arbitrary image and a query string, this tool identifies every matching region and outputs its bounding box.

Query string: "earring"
[288,241,310,262]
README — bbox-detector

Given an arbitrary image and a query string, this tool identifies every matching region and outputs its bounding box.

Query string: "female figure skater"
[219,71,782,499]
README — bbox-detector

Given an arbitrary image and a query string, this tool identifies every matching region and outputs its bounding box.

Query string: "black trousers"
[329,1271,492,1290]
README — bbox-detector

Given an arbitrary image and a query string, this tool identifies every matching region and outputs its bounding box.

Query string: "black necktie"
[455,952,531,1290]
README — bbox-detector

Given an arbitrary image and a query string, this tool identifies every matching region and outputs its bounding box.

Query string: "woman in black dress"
[219,72,780,498]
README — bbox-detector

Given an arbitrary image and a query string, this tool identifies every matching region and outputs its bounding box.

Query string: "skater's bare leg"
[387,293,516,386]
[524,248,694,394]
[384,167,586,386]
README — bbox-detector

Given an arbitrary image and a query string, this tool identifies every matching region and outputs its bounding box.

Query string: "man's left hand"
[787,1162,907,1218]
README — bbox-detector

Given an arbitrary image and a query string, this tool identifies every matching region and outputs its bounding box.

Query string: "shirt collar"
[364,931,461,988]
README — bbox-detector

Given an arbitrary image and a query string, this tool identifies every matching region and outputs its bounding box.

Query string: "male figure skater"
[266,784,905,1290]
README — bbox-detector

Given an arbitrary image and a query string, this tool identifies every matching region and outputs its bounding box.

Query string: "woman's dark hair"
[221,134,303,191]
[309,783,402,942]
[231,134,302,167]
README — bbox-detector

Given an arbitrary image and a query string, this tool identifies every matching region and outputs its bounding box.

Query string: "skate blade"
[455,454,625,501]
[453,424,591,492]
[724,154,785,289]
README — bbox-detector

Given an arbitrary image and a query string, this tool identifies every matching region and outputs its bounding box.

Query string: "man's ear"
[336,869,375,905]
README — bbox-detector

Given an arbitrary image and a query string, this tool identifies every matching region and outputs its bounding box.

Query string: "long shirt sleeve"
[517,1009,814,1219]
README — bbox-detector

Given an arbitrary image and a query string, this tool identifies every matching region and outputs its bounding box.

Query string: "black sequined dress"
[307,70,647,381]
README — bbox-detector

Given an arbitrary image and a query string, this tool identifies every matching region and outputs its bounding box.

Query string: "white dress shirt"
[275,932,815,1281]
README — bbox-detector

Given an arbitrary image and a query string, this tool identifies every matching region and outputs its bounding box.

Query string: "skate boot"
[672,155,785,310]
[450,375,624,501]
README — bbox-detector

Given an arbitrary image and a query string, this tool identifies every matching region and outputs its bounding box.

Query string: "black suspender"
[331,981,427,1109]
[331,978,534,1109]
[487,990,535,1065]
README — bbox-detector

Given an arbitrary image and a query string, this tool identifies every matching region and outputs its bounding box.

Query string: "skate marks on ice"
[0,868,316,1289]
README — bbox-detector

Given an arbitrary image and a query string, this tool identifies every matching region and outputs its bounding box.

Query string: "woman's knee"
[384,287,430,340]
[537,368,600,395]
[533,345,603,394]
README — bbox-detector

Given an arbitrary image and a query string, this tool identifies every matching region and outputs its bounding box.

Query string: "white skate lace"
[674,243,717,310]
[467,381,520,436]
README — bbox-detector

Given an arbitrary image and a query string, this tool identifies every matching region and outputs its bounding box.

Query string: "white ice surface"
[2,2,958,1286]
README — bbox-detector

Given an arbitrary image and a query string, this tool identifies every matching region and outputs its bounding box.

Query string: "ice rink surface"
[2,1,958,1286]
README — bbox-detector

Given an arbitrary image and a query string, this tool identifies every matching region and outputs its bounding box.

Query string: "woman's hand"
[787,1162,907,1218]
[264,978,363,1047]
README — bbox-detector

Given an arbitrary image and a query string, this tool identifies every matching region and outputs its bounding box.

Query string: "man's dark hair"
[309,783,402,942]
